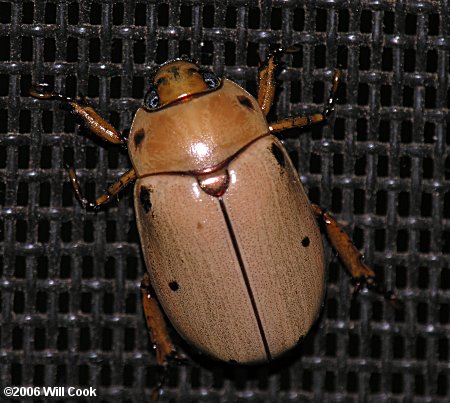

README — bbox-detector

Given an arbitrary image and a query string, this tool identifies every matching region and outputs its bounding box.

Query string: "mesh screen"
[0,1,449,402]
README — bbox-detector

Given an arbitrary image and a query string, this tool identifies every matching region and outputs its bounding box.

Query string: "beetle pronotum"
[30,47,398,400]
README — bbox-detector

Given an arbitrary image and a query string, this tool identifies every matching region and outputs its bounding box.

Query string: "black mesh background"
[0,1,449,402]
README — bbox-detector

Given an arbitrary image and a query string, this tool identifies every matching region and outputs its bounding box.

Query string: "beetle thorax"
[128,79,270,177]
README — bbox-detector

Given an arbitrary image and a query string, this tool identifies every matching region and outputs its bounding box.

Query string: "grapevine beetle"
[30,49,398,377]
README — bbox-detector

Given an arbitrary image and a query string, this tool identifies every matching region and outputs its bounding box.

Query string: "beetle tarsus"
[352,276,403,309]
[68,167,101,211]
[322,69,341,118]
[68,167,136,211]
[30,83,73,103]
[265,45,300,64]
[149,366,166,403]
[268,69,341,132]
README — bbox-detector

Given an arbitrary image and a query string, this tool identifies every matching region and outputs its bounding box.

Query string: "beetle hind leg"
[269,69,341,133]
[140,272,178,366]
[141,272,187,402]
[311,204,401,306]
[69,167,136,210]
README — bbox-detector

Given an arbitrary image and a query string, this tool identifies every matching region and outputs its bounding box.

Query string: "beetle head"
[144,60,222,110]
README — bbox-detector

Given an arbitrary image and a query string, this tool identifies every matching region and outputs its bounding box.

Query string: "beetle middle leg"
[311,204,401,305]
[30,83,126,144]
[269,70,341,132]
[69,168,136,211]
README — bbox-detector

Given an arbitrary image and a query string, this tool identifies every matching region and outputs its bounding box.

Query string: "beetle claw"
[352,276,403,309]
[78,92,89,106]
[170,350,189,365]
[150,367,167,403]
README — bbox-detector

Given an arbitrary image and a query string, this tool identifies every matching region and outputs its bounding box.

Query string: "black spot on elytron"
[298,336,304,344]
[169,281,179,291]
[139,186,152,213]
[301,236,310,247]
[271,143,285,168]
[134,129,145,149]
[237,95,255,110]
[229,359,237,364]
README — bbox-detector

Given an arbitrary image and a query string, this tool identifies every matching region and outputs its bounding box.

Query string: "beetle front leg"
[257,47,284,116]
[269,70,341,132]
[311,204,401,305]
[69,167,136,210]
[257,47,300,116]
[30,83,126,145]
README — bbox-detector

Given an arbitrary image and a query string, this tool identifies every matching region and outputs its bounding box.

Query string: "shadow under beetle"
[30,48,398,401]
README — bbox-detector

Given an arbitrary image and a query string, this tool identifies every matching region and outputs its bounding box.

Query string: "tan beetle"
[31,49,398,397]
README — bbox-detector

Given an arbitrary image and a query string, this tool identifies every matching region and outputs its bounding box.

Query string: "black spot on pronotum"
[156,77,167,86]
[168,66,180,79]
[271,143,285,168]
[301,236,310,247]
[237,95,254,111]
[139,186,152,213]
[134,129,145,149]
[187,67,198,76]
[169,281,179,291]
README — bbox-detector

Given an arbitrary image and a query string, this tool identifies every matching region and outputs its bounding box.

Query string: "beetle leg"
[141,272,188,403]
[69,167,136,211]
[30,83,126,145]
[269,70,341,132]
[140,272,178,367]
[311,203,375,279]
[257,47,283,115]
[150,366,167,403]
[257,46,300,115]
[311,204,401,306]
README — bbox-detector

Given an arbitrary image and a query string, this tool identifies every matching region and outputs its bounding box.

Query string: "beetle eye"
[144,87,159,109]
[201,70,220,89]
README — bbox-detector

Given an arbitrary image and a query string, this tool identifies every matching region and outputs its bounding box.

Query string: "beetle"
[30,49,397,373]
